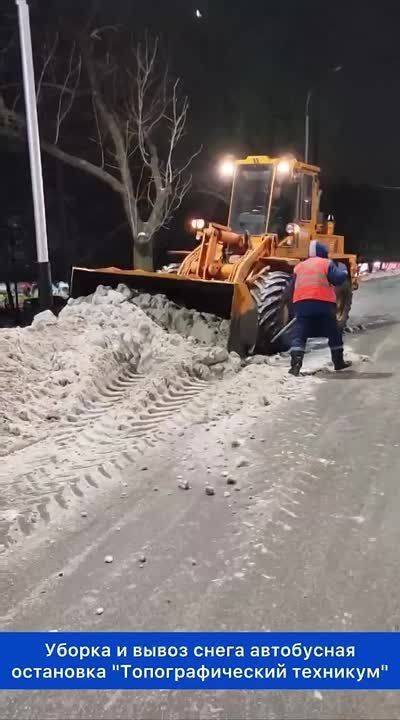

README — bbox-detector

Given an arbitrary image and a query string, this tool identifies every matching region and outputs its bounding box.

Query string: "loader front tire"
[251,271,294,354]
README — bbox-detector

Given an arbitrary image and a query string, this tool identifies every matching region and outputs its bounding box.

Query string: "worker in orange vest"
[289,240,352,376]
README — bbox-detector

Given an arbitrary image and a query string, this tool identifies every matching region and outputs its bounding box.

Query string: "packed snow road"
[1,276,400,720]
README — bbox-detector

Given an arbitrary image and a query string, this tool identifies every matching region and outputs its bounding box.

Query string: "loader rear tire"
[251,271,294,354]
[335,280,353,330]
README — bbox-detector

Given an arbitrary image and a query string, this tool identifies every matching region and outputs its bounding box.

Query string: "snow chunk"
[32,310,58,328]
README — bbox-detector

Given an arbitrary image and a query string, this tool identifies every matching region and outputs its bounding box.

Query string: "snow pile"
[69,283,230,346]
[126,286,231,346]
[0,284,363,456]
[0,285,240,455]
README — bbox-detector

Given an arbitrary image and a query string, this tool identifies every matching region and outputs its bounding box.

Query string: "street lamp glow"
[219,158,236,179]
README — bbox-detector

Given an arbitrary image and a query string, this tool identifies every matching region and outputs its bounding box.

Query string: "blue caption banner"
[0,632,398,690]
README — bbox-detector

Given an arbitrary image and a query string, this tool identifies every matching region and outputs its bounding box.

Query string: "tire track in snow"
[0,356,212,551]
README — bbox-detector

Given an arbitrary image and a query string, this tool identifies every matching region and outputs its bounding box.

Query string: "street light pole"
[304,89,312,164]
[16,0,52,309]
[304,65,342,165]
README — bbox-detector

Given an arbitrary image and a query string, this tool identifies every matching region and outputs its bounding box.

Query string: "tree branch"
[0,124,124,195]
[1,29,200,271]
[36,34,59,104]
[86,51,138,238]
[54,44,81,144]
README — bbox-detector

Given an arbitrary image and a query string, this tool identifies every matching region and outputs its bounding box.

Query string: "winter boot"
[288,351,304,377]
[331,348,352,371]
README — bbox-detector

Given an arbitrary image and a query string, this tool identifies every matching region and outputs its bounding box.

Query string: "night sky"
[1,0,400,276]
[8,0,400,184]
[81,0,400,186]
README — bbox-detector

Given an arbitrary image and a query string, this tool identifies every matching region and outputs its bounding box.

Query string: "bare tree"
[0,30,199,270]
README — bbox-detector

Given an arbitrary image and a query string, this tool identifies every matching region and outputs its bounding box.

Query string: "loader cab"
[268,177,299,238]
[229,163,273,236]
[228,156,318,240]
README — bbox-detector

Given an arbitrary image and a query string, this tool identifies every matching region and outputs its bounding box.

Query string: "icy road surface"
[1,276,400,720]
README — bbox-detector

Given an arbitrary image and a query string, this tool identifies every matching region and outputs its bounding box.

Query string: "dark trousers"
[291,313,343,353]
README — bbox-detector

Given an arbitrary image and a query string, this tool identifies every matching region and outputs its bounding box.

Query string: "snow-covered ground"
[0,285,362,554]
[360,268,400,281]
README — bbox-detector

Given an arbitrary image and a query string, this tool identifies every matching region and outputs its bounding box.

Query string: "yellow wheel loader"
[71,155,358,355]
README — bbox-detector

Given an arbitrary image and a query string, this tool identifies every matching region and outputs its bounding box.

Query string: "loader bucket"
[70,267,258,356]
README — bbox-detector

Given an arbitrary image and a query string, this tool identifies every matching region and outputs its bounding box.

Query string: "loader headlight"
[277,159,292,176]
[286,223,301,235]
[218,157,236,179]
[191,218,205,231]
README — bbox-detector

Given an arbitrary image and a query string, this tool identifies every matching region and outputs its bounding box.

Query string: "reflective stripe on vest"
[293,256,336,304]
